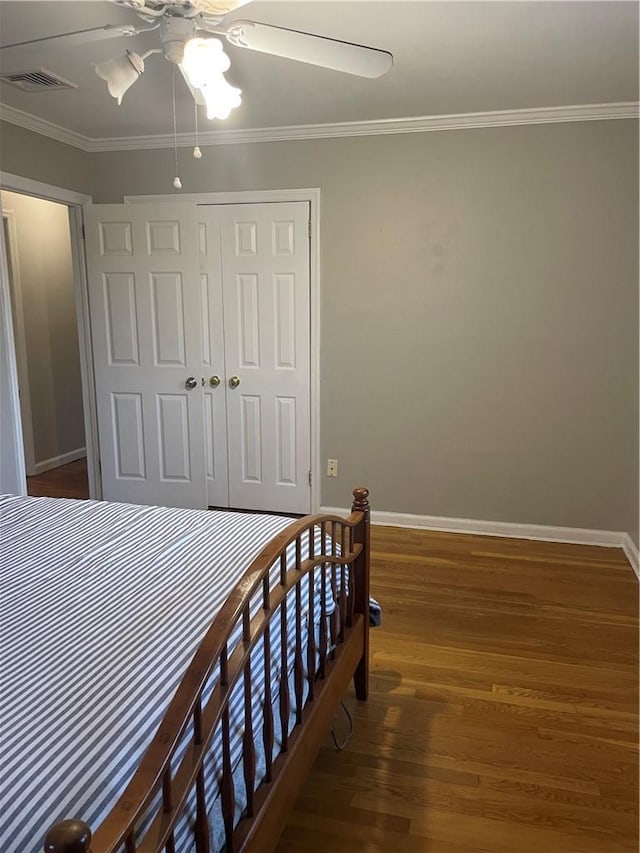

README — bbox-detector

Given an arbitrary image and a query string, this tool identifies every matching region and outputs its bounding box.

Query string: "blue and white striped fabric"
[0,494,325,853]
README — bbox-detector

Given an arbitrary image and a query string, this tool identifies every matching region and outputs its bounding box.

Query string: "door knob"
[209,375,221,388]
[229,376,240,388]
[185,376,198,390]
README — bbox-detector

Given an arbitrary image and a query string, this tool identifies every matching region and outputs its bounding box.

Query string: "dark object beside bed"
[42,487,370,853]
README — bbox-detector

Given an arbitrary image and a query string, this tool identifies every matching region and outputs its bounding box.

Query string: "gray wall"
[1,190,85,467]
[0,120,93,197]
[89,120,640,546]
[1,118,637,545]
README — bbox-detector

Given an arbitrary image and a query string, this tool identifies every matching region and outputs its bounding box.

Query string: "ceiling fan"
[0,0,394,122]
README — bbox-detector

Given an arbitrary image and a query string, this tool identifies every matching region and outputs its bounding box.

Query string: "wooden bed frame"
[44,487,370,853]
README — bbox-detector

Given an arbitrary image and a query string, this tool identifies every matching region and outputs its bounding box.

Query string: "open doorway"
[1,190,89,499]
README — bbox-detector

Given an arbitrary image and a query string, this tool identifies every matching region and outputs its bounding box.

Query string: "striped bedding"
[0,494,332,853]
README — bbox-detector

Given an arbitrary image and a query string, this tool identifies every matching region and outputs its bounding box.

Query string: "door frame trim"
[0,172,101,499]
[0,202,26,494]
[2,208,37,475]
[126,189,321,514]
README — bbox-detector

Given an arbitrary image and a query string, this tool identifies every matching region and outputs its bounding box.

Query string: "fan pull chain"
[193,97,202,160]
[171,65,182,190]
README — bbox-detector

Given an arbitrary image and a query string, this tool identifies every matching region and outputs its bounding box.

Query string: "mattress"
[0,494,336,853]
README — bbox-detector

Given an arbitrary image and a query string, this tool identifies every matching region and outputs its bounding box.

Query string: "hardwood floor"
[17,470,639,848]
[26,457,89,499]
[275,526,639,853]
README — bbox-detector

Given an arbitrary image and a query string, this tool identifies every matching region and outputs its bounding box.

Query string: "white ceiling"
[0,1,638,142]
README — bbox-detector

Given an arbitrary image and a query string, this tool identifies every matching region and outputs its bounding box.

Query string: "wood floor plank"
[26,457,89,499]
[275,525,639,853]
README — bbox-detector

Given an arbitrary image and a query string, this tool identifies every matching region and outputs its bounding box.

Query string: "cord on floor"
[330,700,353,751]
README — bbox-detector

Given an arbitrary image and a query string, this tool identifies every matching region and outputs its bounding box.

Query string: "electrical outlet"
[326,458,338,477]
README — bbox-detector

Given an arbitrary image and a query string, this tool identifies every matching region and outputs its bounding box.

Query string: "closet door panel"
[198,208,229,507]
[218,202,311,514]
[85,202,205,508]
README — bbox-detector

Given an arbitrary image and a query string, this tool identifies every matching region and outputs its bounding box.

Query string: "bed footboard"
[44,487,370,853]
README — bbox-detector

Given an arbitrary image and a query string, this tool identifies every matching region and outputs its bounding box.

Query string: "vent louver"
[0,68,77,92]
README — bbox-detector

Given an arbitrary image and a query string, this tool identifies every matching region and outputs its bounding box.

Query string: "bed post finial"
[351,486,369,512]
[44,819,92,853]
[351,486,370,701]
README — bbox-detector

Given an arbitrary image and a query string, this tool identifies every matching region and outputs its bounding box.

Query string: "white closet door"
[198,209,229,507]
[218,202,311,514]
[84,203,206,508]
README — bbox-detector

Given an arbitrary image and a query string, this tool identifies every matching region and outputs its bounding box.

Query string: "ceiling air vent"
[0,68,77,92]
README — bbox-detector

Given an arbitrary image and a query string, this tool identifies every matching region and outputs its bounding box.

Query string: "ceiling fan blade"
[0,24,154,56]
[193,0,253,16]
[223,20,393,78]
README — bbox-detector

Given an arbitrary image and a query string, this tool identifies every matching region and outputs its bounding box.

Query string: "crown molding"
[1,101,638,153]
[0,104,91,151]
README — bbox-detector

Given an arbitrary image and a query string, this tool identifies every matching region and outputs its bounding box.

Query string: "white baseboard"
[32,447,86,476]
[321,505,639,577]
[621,534,640,580]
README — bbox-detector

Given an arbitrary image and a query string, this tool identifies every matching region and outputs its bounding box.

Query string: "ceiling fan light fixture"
[181,37,230,85]
[95,49,144,104]
[198,75,242,120]
[181,37,241,120]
